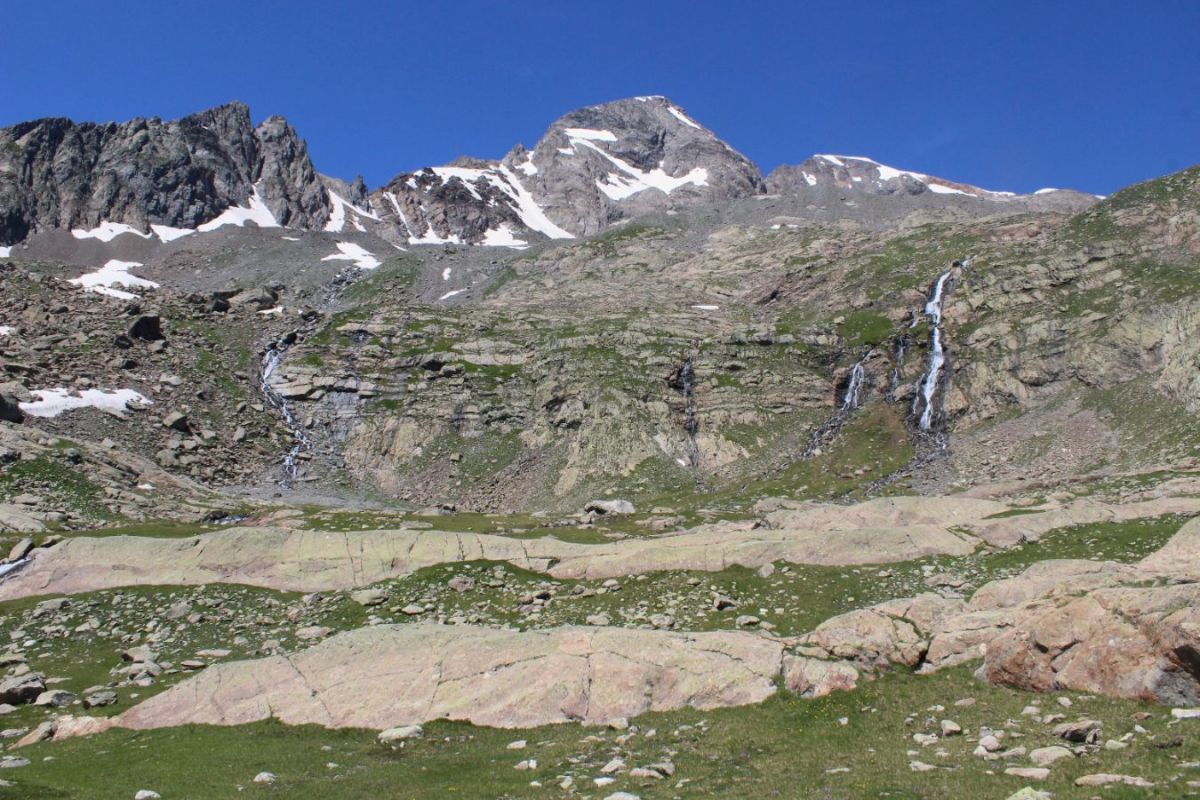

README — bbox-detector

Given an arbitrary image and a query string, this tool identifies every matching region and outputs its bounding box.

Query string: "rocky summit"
[0,96,1198,799]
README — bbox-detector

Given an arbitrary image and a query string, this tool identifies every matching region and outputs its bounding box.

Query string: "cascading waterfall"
[254,264,370,485]
[670,356,701,469]
[912,261,966,432]
[801,349,872,459]
[840,359,866,411]
[887,338,906,401]
[260,340,313,482]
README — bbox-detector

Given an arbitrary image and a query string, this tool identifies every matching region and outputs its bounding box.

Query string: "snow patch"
[71,221,150,243]
[668,106,701,129]
[515,155,538,176]
[19,387,152,418]
[321,242,382,270]
[198,189,279,232]
[562,127,618,142]
[925,183,970,196]
[565,131,708,200]
[0,326,13,336]
[0,246,10,257]
[438,289,465,301]
[69,260,158,300]
[479,224,529,249]
[691,305,720,311]
[150,224,195,243]
[818,154,1012,198]
[73,221,197,243]
[409,221,462,246]
[323,191,379,233]
[406,165,573,243]
[1034,187,1061,195]
[492,167,574,239]
[442,267,452,281]
[431,168,486,201]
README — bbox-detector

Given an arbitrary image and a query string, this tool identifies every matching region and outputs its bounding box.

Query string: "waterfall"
[887,338,906,401]
[841,360,866,411]
[260,337,314,483]
[912,267,955,431]
[254,263,370,485]
[671,356,700,469]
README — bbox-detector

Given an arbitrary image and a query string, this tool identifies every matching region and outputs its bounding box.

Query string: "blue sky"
[2,1,1196,195]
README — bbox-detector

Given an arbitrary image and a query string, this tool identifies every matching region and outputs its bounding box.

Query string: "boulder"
[0,394,22,424]
[801,608,926,669]
[585,499,636,515]
[128,315,164,342]
[781,656,859,697]
[0,672,45,705]
[979,584,1200,705]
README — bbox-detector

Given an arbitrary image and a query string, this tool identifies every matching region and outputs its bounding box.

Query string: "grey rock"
[0,672,44,705]
[584,499,636,516]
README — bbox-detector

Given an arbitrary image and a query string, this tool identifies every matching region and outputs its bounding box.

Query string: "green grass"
[5,665,1194,799]
[0,457,111,524]
[836,310,895,348]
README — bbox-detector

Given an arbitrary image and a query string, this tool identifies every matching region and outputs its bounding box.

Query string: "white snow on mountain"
[814,155,1015,199]
[69,259,159,300]
[0,326,13,337]
[412,165,573,241]
[668,106,702,129]
[563,131,709,200]
[0,247,10,257]
[19,387,152,418]
[150,224,195,242]
[493,167,574,239]
[324,191,382,234]
[479,224,529,249]
[563,127,618,142]
[71,221,151,243]
[321,242,381,270]
[408,218,462,246]
[198,189,280,232]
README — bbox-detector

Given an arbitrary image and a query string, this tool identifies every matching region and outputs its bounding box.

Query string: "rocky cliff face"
[0,103,330,245]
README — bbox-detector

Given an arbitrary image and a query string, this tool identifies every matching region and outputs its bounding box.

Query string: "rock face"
[362,96,764,245]
[106,624,785,731]
[0,102,330,244]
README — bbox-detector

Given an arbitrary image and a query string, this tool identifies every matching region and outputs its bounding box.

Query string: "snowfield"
[321,242,382,270]
[69,260,159,300]
[19,388,152,418]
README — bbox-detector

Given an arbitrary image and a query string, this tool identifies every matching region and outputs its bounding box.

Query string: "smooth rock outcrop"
[64,625,785,736]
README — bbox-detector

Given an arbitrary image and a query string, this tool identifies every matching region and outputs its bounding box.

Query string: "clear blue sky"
[2,1,1196,195]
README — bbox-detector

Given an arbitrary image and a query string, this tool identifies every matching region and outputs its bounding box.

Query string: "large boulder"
[0,393,22,423]
[979,584,1200,705]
